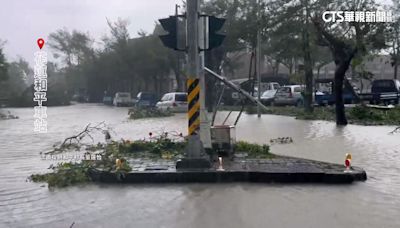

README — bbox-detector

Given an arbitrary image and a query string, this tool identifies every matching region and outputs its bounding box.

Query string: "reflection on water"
[0,104,399,228]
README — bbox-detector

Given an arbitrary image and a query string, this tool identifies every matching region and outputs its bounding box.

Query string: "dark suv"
[370,79,400,105]
[136,92,157,107]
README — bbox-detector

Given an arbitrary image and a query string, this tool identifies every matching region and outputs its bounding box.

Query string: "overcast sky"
[0,0,394,66]
[0,0,182,65]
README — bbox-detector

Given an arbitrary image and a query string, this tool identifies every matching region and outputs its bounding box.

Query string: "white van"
[156,92,187,112]
[113,92,133,107]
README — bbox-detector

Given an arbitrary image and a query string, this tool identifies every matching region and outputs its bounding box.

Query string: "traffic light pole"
[187,0,199,83]
[176,0,211,169]
[199,3,212,150]
[256,0,262,118]
[159,0,225,169]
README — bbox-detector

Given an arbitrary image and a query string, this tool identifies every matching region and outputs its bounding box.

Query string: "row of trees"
[0,39,72,107]
[46,19,181,102]
[0,19,180,107]
[203,0,399,125]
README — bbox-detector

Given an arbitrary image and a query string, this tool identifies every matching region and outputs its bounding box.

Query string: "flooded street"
[1,104,399,228]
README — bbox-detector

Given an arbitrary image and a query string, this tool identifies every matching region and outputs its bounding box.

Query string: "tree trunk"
[312,19,357,125]
[248,51,255,96]
[394,62,398,79]
[334,62,349,125]
[174,68,185,92]
[273,60,280,77]
[360,79,364,93]
[302,0,313,113]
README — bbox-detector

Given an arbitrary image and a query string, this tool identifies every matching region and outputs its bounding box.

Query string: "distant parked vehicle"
[156,92,187,112]
[103,91,114,105]
[224,80,281,105]
[136,92,157,108]
[369,79,400,105]
[273,85,304,106]
[72,94,89,103]
[260,90,277,105]
[113,92,133,107]
[314,79,356,106]
[103,96,113,105]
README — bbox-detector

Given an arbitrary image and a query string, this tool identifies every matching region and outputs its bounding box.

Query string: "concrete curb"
[88,166,367,184]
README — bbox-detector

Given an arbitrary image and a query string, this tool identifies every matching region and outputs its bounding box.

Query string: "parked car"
[252,83,280,98]
[224,80,281,105]
[273,85,304,106]
[370,79,400,105]
[136,92,157,108]
[241,82,281,98]
[156,92,187,112]
[113,92,133,107]
[72,94,89,103]
[103,96,113,105]
[314,79,356,106]
[260,90,277,105]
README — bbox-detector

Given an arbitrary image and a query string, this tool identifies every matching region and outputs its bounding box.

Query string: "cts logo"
[322,11,344,22]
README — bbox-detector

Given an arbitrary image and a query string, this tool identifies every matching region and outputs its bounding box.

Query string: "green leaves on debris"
[30,162,91,188]
[30,131,187,188]
[128,107,173,119]
[30,122,280,188]
[113,136,186,159]
[348,106,400,125]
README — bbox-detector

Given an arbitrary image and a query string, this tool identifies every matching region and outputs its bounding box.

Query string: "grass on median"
[235,141,274,159]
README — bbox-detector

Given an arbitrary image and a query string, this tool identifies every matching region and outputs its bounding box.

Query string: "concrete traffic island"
[88,156,367,184]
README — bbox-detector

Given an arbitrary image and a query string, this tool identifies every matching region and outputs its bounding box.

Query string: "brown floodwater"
[0,104,399,228]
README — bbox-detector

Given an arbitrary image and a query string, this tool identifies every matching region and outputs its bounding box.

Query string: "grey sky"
[0,0,182,65]
[0,0,394,66]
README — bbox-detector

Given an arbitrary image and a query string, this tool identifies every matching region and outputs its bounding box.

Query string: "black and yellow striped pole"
[187,78,200,135]
[175,0,211,169]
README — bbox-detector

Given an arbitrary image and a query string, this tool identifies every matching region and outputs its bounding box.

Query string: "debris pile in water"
[128,107,173,119]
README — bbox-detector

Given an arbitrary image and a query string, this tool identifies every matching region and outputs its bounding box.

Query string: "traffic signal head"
[159,16,178,50]
[208,16,226,50]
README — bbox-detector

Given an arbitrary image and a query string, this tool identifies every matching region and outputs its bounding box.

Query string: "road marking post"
[187,78,200,136]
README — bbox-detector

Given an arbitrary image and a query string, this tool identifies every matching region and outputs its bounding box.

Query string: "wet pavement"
[0,103,399,228]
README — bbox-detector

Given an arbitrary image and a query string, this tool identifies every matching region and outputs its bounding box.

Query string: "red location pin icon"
[37,38,45,49]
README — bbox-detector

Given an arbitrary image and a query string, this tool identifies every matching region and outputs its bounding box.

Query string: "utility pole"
[199,0,212,149]
[175,4,181,91]
[256,0,262,118]
[158,0,225,169]
[176,0,211,169]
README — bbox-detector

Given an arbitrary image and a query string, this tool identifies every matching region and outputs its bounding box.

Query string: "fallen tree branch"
[46,122,111,154]
[390,126,400,134]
